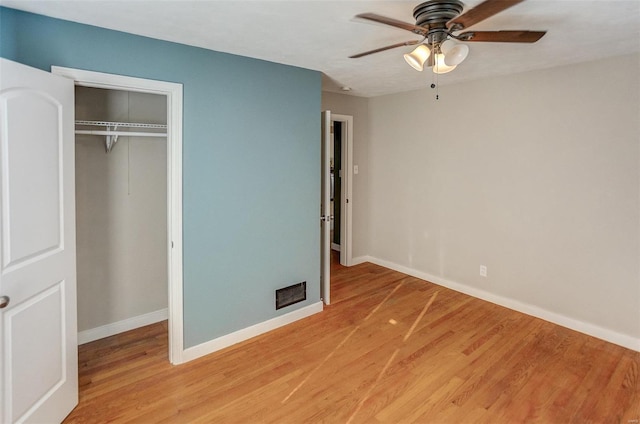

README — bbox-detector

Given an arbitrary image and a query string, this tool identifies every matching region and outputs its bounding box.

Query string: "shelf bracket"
[106,123,119,153]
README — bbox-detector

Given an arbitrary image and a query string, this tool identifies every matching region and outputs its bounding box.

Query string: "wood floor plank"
[64,255,640,423]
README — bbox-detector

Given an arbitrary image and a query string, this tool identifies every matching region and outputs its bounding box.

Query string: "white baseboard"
[331,243,341,252]
[363,256,640,352]
[78,308,168,345]
[350,255,371,266]
[182,301,324,363]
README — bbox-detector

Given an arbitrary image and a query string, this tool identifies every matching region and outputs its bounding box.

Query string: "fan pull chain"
[431,69,439,100]
[432,44,440,100]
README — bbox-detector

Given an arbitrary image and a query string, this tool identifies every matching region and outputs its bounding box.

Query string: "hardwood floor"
[65,255,639,423]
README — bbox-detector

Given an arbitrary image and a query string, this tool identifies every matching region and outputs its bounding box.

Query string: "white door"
[0,59,78,423]
[320,110,331,305]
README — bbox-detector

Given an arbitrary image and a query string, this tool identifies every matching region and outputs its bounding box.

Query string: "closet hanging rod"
[75,120,167,129]
[75,130,167,137]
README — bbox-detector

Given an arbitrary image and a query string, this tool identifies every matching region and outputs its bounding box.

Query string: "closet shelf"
[75,120,167,153]
[75,120,167,136]
[76,120,167,129]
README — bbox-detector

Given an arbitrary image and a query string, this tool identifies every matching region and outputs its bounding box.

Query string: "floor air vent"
[276,281,306,310]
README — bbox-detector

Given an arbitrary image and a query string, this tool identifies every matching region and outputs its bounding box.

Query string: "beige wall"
[365,54,639,343]
[321,92,370,258]
[332,54,640,346]
[75,87,168,332]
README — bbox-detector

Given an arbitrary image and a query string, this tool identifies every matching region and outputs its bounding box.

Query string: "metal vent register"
[275,282,306,310]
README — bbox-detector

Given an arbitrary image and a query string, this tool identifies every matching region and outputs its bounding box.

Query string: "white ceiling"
[2,0,639,97]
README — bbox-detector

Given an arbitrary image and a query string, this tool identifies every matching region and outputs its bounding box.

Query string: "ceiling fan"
[350,0,546,74]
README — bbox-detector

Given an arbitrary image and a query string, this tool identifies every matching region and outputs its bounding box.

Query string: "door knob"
[0,296,9,309]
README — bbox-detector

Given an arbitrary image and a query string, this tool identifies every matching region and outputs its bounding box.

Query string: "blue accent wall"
[0,7,321,348]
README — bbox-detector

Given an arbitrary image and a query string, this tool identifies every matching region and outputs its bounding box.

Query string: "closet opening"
[75,86,169,355]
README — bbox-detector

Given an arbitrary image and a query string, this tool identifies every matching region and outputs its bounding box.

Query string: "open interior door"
[0,58,78,423]
[320,110,331,305]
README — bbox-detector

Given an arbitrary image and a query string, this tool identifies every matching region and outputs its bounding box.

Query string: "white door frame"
[51,66,185,364]
[332,114,353,267]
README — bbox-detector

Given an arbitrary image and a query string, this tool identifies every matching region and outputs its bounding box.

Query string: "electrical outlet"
[354,165,359,175]
[480,265,487,277]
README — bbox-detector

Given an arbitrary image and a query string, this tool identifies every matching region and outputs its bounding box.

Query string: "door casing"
[51,66,185,364]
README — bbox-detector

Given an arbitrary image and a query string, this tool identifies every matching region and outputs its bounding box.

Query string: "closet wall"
[75,86,168,334]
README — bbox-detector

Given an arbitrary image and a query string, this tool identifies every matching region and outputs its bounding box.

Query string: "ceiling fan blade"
[458,30,546,42]
[355,13,428,37]
[349,40,421,58]
[447,0,525,30]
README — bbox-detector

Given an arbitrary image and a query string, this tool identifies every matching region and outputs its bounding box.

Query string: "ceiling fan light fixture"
[441,40,469,66]
[433,53,456,74]
[403,44,431,71]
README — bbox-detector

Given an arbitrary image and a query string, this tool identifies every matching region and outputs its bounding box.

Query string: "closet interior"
[74,86,168,343]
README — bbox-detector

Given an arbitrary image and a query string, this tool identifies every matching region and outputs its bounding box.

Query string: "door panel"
[2,90,62,270]
[0,58,77,423]
[320,110,331,305]
[7,283,64,421]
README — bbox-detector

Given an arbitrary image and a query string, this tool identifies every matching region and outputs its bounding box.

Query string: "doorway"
[321,111,353,305]
[331,114,353,267]
[331,121,342,253]
[51,66,185,364]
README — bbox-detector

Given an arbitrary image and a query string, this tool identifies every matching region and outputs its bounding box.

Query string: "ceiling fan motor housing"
[413,0,465,45]
[413,0,464,27]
